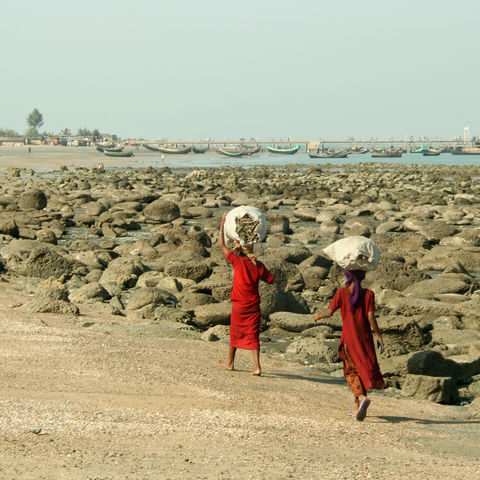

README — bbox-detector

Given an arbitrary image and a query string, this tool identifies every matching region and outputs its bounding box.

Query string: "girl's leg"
[342,344,366,414]
[218,346,237,371]
[251,349,261,376]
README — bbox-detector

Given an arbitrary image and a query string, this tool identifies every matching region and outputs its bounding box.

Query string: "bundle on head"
[232,214,259,264]
[343,269,366,312]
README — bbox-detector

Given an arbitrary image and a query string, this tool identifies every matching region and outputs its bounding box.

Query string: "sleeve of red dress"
[328,289,341,313]
[226,250,237,266]
[259,263,274,284]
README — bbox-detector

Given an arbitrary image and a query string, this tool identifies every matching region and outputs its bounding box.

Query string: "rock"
[18,189,47,210]
[201,325,230,342]
[300,266,329,290]
[401,374,459,404]
[268,214,290,234]
[193,301,231,327]
[407,350,480,381]
[285,337,340,364]
[180,292,217,313]
[127,287,178,310]
[0,214,19,237]
[403,219,459,243]
[83,201,107,216]
[21,247,79,279]
[268,312,316,333]
[401,274,471,299]
[100,257,145,288]
[144,199,180,223]
[24,278,79,315]
[377,315,428,356]
[468,397,480,418]
[164,261,212,282]
[69,282,111,304]
[417,246,480,273]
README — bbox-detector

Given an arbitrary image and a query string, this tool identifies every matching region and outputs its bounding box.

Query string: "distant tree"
[92,128,100,139]
[61,128,72,136]
[77,127,91,137]
[0,128,19,137]
[26,108,44,135]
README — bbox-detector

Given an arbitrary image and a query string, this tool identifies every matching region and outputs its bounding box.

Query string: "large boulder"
[193,301,231,327]
[24,278,79,315]
[164,261,212,283]
[285,337,340,364]
[69,282,111,304]
[144,200,180,223]
[377,316,428,356]
[17,189,47,210]
[100,257,145,288]
[401,374,459,404]
[268,312,317,333]
[417,246,480,273]
[401,274,471,299]
[407,350,480,381]
[21,247,80,279]
[0,214,19,237]
[127,287,178,310]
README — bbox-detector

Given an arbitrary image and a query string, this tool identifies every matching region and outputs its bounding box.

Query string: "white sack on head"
[224,206,267,246]
[323,235,380,271]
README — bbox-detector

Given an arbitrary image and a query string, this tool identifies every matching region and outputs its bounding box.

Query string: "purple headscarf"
[343,269,366,312]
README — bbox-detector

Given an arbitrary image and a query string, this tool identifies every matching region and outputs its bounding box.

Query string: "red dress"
[329,287,385,390]
[226,251,274,350]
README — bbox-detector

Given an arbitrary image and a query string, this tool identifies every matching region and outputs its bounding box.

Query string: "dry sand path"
[0,283,478,480]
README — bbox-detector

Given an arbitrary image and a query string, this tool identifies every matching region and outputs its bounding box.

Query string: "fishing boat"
[217,147,245,157]
[266,144,300,154]
[350,146,369,154]
[104,150,134,157]
[410,146,428,153]
[143,143,161,151]
[371,148,402,158]
[95,142,116,152]
[156,144,192,154]
[192,145,209,153]
[309,149,349,159]
[422,148,441,156]
[451,146,480,155]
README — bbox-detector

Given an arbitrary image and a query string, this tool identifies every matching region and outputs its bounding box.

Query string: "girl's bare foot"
[218,359,234,371]
[252,368,261,376]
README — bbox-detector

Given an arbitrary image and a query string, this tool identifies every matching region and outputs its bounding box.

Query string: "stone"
[24,278,79,315]
[69,282,111,304]
[268,312,316,333]
[164,261,212,283]
[100,257,145,288]
[144,199,180,223]
[285,337,340,364]
[401,374,459,404]
[193,301,231,327]
[18,189,47,210]
[127,287,178,310]
[201,325,230,342]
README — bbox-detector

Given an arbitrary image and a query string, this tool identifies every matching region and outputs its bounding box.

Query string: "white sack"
[322,235,380,271]
[224,205,267,245]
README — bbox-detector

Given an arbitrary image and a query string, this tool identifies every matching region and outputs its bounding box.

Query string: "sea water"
[1,145,480,171]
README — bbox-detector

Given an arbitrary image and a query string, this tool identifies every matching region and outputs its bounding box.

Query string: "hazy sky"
[2,1,479,140]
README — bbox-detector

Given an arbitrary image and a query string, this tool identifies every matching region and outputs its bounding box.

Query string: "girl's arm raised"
[219,212,230,257]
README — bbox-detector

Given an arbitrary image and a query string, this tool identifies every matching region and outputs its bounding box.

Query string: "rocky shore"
[0,162,479,416]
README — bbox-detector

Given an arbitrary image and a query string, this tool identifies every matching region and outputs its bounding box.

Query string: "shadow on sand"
[374,415,480,425]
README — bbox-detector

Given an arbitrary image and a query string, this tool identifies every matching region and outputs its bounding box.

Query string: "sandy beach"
[0,280,479,480]
[0,147,479,479]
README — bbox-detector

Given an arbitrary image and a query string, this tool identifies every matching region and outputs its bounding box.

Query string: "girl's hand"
[376,338,384,354]
[221,212,227,226]
[313,312,320,321]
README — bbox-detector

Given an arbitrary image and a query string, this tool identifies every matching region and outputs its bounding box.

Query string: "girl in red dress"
[314,269,385,421]
[218,212,274,376]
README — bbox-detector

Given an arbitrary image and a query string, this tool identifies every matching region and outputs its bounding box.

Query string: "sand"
[0,278,478,480]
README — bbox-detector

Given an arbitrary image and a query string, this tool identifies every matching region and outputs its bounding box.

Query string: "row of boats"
[95,142,480,159]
